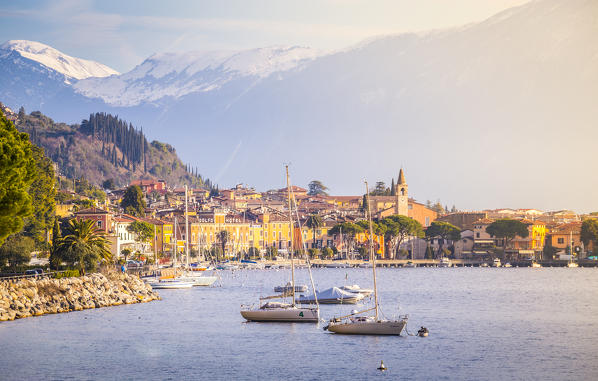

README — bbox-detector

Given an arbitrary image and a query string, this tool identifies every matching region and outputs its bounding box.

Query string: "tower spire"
[397,168,406,185]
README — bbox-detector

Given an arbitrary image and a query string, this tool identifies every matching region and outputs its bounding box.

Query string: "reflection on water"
[1,267,598,380]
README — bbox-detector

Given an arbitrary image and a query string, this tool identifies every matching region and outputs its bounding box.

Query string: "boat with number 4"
[325,180,408,336]
[240,165,320,323]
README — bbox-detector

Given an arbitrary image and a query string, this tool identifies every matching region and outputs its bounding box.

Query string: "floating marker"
[377,360,387,371]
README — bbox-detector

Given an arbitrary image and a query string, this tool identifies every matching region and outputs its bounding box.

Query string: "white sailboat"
[178,185,218,286]
[325,180,408,335]
[147,216,193,289]
[240,165,319,323]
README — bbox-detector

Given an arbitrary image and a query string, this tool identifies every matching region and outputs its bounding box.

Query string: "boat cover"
[261,302,293,309]
[298,287,364,302]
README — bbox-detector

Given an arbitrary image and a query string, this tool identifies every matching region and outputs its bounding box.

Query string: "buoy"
[377,360,387,371]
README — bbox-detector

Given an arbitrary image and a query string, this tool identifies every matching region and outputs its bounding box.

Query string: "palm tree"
[56,219,112,275]
[216,230,229,261]
[305,214,323,250]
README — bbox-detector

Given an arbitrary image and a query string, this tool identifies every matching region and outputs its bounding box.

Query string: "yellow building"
[189,210,255,257]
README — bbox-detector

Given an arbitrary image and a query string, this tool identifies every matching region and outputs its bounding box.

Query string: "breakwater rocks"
[0,272,160,321]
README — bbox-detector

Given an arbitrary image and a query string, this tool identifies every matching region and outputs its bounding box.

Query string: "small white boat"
[492,258,502,267]
[297,287,365,304]
[358,262,373,268]
[480,262,489,267]
[531,261,542,268]
[566,262,579,268]
[326,261,350,268]
[148,279,194,289]
[403,261,417,268]
[274,282,308,293]
[177,273,218,286]
[240,302,319,322]
[503,262,512,268]
[340,284,374,297]
[438,257,452,268]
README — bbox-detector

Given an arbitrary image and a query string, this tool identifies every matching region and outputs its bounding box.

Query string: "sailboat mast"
[570,230,573,263]
[173,216,177,268]
[364,180,379,320]
[285,165,296,306]
[185,185,189,268]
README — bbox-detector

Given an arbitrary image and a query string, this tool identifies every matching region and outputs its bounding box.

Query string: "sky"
[0,0,530,72]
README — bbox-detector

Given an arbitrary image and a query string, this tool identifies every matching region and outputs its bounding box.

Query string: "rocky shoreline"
[0,272,160,321]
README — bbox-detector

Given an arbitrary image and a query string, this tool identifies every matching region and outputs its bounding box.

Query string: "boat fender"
[377,361,387,371]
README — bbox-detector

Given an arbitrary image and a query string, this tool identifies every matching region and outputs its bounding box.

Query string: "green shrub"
[54,269,80,278]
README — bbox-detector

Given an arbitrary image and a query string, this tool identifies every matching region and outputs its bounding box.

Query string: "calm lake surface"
[1,267,597,380]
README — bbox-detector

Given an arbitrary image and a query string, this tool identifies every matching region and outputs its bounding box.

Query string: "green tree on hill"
[307,180,329,196]
[22,145,56,246]
[0,111,37,246]
[121,185,146,216]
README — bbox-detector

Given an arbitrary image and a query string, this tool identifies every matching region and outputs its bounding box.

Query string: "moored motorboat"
[177,272,218,286]
[403,261,417,268]
[339,284,374,297]
[438,257,452,268]
[274,282,308,293]
[148,279,194,289]
[326,261,350,268]
[492,258,502,267]
[503,262,512,268]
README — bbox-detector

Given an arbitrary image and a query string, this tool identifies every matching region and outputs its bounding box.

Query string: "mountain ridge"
[0,0,596,211]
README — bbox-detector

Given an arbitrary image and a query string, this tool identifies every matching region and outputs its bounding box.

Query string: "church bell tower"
[395,168,409,216]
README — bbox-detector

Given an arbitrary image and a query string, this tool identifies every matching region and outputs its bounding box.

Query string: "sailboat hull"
[241,307,319,322]
[327,319,407,335]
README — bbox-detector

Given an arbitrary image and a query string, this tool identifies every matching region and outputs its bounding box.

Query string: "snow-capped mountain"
[1,0,597,211]
[1,40,118,81]
[73,46,319,106]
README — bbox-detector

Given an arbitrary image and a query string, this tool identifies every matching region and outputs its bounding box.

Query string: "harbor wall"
[0,272,160,321]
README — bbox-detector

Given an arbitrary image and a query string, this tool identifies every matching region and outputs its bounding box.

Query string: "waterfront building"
[74,207,113,235]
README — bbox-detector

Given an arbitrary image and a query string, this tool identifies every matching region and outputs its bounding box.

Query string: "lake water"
[1,267,597,380]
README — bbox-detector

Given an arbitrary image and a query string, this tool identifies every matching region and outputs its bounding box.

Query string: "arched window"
[400,188,406,196]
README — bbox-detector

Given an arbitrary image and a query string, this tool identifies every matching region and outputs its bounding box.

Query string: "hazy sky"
[0,0,530,72]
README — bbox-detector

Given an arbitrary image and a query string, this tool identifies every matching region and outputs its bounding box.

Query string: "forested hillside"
[15,108,212,189]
